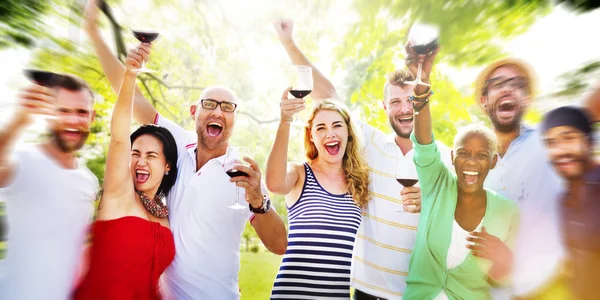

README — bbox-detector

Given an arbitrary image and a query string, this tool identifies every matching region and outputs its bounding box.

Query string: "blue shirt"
[485,125,566,297]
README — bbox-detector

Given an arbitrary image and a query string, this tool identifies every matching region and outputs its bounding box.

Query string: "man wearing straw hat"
[474,58,572,299]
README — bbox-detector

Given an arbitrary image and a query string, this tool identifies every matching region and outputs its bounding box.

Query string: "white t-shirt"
[155,114,265,300]
[0,145,98,300]
[351,122,453,299]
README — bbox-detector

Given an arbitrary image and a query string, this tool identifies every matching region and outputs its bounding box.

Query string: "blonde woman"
[266,88,370,299]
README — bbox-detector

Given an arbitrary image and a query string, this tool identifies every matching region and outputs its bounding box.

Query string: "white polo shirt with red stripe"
[154,114,259,300]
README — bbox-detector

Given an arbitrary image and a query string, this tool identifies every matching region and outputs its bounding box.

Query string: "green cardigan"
[404,134,520,300]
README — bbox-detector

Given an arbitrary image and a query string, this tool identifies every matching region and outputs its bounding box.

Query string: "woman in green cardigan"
[403,46,519,299]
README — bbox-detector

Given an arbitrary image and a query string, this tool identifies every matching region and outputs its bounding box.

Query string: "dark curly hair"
[130,124,178,199]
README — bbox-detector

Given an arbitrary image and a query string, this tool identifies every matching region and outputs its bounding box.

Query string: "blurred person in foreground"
[84,1,287,298]
[541,106,600,300]
[0,74,98,300]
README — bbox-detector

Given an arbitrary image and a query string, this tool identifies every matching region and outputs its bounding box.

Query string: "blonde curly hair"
[304,100,371,208]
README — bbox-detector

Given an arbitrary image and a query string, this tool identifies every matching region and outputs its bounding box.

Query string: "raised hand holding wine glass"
[13,80,58,126]
[280,86,306,124]
[286,65,313,126]
[404,23,440,88]
[126,43,151,75]
[18,70,63,122]
[131,29,158,73]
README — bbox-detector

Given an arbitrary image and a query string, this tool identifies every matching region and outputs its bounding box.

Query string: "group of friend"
[1,1,599,300]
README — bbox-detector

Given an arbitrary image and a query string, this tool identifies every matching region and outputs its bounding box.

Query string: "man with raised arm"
[84,1,287,299]
[0,74,98,300]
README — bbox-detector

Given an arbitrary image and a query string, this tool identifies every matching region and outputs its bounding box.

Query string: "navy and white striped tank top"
[271,163,362,299]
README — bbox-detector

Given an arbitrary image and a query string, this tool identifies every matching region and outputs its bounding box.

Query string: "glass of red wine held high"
[22,69,64,120]
[287,65,313,127]
[224,147,251,210]
[396,157,419,213]
[404,23,439,87]
[131,29,159,73]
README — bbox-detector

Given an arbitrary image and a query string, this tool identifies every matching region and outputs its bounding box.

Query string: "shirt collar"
[520,123,534,137]
[385,133,397,145]
[385,133,414,157]
[185,143,227,167]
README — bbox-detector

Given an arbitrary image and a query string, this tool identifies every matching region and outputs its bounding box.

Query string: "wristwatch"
[249,194,271,214]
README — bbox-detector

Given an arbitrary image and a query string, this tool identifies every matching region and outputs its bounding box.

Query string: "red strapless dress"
[72,216,175,300]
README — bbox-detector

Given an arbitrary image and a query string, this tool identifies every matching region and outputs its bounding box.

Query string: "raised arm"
[407,43,439,145]
[0,85,55,187]
[84,0,157,125]
[265,88,305,204]
[100,44,150,211]
[274,19,337,100]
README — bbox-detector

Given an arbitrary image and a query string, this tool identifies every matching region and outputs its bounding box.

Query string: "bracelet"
[409,90,434,115]
[412,88,433,99]
[412,98,429,114]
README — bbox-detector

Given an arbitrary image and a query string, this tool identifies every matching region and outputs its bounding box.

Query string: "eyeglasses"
[485,76,528,93]
[199,99,237,112]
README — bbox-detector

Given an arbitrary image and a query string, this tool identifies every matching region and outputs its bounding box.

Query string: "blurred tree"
[0,0,51,48]
[556,0,600,12]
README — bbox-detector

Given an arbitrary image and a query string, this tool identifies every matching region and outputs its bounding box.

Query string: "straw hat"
[474,57,538,112]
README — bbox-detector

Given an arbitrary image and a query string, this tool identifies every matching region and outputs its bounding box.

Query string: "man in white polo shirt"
[274,19,452,299]
[85,5,287,298]
[0,74,98,300]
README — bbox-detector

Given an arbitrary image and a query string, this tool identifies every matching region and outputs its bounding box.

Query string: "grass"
[0,241,5,259]
[239,251,282,300]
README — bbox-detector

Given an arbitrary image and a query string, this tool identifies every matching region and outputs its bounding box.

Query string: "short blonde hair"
[383,69,415,103]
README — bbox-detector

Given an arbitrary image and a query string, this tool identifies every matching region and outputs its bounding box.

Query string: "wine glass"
[131,29,160,73]
[224,147,251,210]
[396,157,419,212]
[404,23,439,87]
[23,69,63,120]
[287,65,313,126]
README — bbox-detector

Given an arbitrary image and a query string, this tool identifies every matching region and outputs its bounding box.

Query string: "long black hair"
[130,124,178,199]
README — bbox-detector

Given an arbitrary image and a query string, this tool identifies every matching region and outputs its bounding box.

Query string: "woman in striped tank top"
[266,88,371,299]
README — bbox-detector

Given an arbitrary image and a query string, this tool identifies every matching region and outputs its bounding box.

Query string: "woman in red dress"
[73,41,177,299]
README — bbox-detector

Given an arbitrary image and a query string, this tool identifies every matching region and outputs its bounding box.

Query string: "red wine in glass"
[226,169,249,178]
[404,23,439,87]
[131,29,159,73]
[411,39,439,55]
[132,30,160,43]
[290,90,312,99]
[397,178,418,187]
[24,69,63,87]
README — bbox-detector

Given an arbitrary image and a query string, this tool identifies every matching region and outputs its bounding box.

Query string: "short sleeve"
[154,113,194,161]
